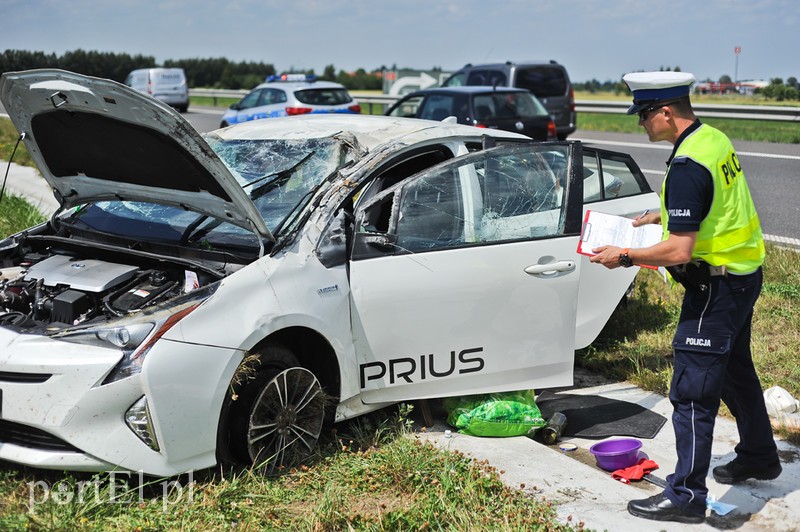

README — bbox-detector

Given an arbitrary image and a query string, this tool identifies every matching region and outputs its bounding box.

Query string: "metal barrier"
[574,100,800,122]
[189,89,800,122]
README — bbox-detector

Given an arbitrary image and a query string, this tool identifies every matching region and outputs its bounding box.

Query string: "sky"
[3,0,799,84]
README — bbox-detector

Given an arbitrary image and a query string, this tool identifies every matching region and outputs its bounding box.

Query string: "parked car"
[442,60,576,139]
[0,70,658,476]
[220,74,361,128]
[125,67,189,112]
[384,86,556,141]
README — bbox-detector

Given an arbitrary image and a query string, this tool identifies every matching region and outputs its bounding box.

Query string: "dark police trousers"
[663,267,778,515]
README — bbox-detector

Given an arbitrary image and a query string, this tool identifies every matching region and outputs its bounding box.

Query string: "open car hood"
[0,69,274,242]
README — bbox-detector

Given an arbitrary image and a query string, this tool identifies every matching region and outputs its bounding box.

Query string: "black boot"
[627,493,705,524]
[713,458,782,484]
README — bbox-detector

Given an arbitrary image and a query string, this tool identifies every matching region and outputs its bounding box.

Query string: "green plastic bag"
[443,389,546,437]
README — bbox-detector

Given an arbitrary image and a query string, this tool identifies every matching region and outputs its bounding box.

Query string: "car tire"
[222,343,326,473]
[220,121,229,128]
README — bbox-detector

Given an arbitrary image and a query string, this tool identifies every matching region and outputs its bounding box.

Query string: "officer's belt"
[667,261,727,291]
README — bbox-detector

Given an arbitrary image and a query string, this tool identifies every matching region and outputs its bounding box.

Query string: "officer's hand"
[590,245,623,269]
[633,212,660,227]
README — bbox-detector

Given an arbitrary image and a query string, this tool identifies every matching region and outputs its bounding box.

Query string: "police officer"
[590,71,781,524]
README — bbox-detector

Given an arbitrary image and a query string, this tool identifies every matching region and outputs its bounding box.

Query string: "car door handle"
[524,261,576,276]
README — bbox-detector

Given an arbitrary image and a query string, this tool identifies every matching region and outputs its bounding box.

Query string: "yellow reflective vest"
[660,124,765,274]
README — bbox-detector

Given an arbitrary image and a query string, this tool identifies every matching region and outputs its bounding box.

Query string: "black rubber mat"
[536,390,667,439]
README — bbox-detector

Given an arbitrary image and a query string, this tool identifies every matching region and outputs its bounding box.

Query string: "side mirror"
[229,102,241,110]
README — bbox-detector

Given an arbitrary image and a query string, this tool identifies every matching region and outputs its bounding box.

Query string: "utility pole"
[734,46,742,83]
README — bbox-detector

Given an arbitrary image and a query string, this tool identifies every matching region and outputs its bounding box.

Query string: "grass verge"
[0,119,33,168]
[0,407,579,531]
[577,112,800,144]
[0,194,46,237]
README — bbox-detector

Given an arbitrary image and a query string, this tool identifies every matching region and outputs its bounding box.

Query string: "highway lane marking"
[575,137,800,161]
[764,234,800,248]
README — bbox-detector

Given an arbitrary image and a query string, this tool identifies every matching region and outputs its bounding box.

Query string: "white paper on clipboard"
[577,210,662,261]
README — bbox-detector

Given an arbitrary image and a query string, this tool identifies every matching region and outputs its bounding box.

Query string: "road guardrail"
[189,89,800,122]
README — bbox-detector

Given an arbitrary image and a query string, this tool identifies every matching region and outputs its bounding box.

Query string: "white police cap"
[622,71,696,114]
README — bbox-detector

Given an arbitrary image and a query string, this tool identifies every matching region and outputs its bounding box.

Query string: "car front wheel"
[247,366,324,471]
[222,343,326,473]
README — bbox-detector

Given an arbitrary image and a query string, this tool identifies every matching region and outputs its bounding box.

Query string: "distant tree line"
[573,66,800,102]
[0,49,157,83]
[757,78,799,101]
[0,49,383,91]
[7,50,792,100]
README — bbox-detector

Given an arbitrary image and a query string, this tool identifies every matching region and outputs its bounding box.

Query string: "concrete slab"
[1,160,58,215]
[418,375,800,531]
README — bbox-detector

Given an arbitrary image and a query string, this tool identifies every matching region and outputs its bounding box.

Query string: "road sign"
[383,70,453,96]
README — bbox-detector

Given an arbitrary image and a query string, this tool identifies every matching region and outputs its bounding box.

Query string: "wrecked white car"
[0,70,658,476]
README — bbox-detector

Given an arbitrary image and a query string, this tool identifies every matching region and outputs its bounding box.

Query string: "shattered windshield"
[207,136,346,231]
[65,137,349,250]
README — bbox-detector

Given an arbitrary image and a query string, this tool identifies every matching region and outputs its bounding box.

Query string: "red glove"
[612,458,659,483]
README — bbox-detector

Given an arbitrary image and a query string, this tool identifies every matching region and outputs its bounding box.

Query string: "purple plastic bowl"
[589,438,643,471]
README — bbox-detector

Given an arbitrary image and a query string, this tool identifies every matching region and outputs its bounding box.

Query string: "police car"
[220,74,361,128]
[0,70,659,476]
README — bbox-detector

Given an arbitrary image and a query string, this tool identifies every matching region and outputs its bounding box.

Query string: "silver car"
[220,74,361,128]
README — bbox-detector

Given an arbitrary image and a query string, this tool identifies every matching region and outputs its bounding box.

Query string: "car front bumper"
[0,327,241,476]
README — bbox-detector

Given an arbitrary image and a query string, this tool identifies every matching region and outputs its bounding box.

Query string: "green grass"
[575,90,800,107]
[189,95,239,109]
[1,407,578,531]
[0,194,46,236]
[573,89,800,143]
[577,112,800,144]
[0,119,34,167]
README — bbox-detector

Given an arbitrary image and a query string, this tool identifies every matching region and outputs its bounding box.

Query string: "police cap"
[622,71,696,115]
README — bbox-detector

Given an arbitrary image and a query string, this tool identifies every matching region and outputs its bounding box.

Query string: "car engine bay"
[0,234,230,331]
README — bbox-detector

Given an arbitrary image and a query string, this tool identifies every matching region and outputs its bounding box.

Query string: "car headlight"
[53,283,218,385]
[56,323,156,351]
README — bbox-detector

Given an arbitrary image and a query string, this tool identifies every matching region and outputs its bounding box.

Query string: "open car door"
[349,142,585,403]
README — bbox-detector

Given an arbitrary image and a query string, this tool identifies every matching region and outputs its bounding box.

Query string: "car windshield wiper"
[179,214,228,245]
[271,169,338,250]
[242,151,316,201]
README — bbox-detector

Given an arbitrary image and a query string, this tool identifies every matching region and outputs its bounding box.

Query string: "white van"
[125,67,189,112]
